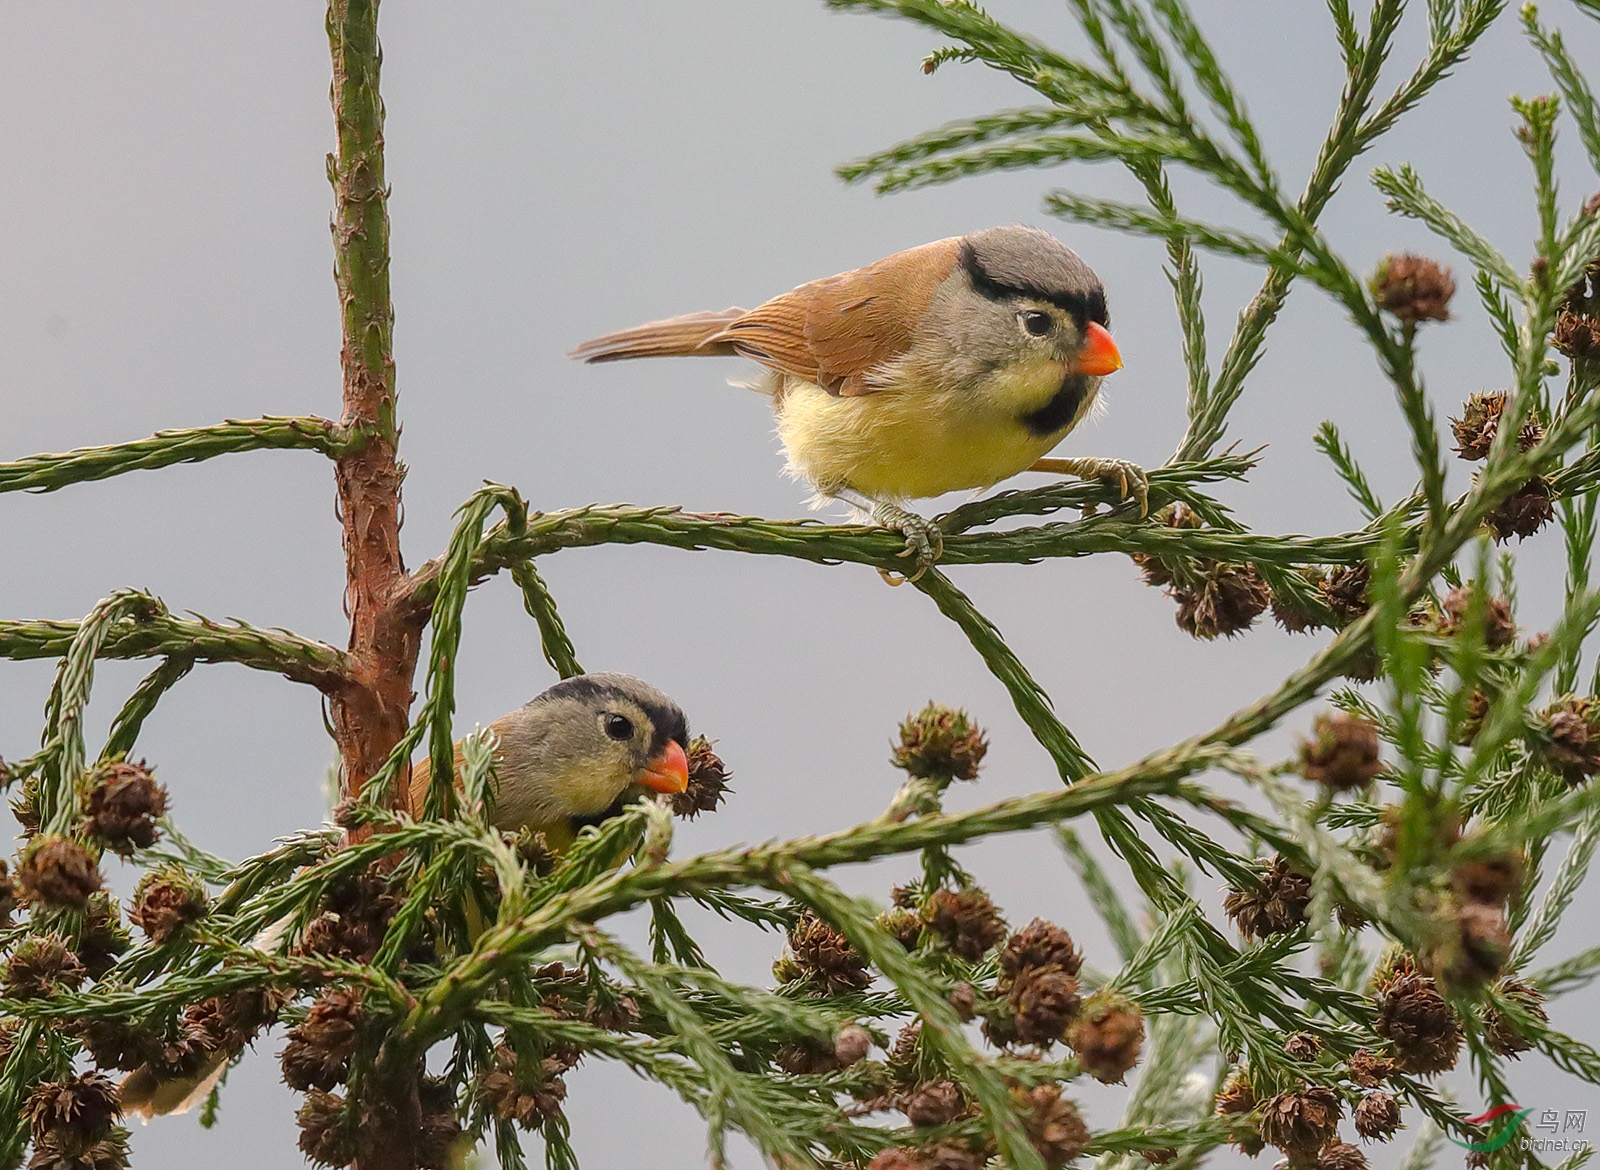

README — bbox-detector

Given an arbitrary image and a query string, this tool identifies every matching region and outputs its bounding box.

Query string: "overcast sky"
[2,2,1598,1167]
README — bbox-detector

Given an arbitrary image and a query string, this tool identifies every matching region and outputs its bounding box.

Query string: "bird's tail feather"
[119,1049,231,1121]
[569,309,746,363]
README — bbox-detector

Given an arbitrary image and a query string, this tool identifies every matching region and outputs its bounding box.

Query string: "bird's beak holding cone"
[641,739,690,794]
[1073,322,1123,377]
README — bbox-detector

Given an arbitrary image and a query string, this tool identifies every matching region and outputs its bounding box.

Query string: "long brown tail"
[569,308,746,363]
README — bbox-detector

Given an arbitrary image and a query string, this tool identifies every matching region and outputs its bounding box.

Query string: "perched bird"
[120,672,690,1120]
[573,225,1135,576]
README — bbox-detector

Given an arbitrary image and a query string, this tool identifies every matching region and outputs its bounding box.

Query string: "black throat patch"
[1020,373,1090,437]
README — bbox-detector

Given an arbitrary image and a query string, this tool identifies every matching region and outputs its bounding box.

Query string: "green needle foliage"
[3,2,1600,1170]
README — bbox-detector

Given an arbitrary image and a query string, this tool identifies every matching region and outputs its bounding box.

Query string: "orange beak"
[1073,321,1123,377]
[640,739,690,795]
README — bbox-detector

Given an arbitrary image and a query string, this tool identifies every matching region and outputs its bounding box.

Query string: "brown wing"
[710,236,961,396]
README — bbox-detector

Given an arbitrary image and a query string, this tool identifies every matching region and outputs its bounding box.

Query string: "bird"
[119,672,691,1120]
[572,224,1137,578]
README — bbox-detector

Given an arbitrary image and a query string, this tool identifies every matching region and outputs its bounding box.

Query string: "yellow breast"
[771,361,1091,501]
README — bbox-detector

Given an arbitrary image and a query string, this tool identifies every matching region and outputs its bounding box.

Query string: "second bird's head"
[930,225,1122,432]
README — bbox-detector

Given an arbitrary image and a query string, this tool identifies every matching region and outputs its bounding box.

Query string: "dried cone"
[1439,587,1516,650]
[129,865,208,943]
[1538,695,1600,783]
[4,935,86,999]
[15,835,103,909]
[1215,1072,1263,1157]
[417,1076,463,1170]
[1014,1084,1089,1170]
[1429,901,1510,991]
[922,888,1007,962]
[1451,391,1512,460]
[670,736,731,818]
[1284,1032,1322,1062]
[1480,977,1548,1057]
[1371,253,1455,323]
[1374,967,1461,1075]
[22,1072,121,1141]
[1172,564,1270,639]
[26,1127,132,1170]
[1317,1140,1371,1170]
[1008,967,1082,1047]
[1347,1048,1396,1088]
[1485,476,1555,542]
[1320,564,1372,624]
[1450,851,1522,908]
[1555,310,1600,359]
[776,910,872,994]
[80,760,167,855]
[281,989,363,1092]
[833,1025,872,1066]
[774,1037,840,1075]
[1224,856,1312,939]
[1065,990,1143,1083]
[0,861,17,928]
[1299,712,1382,792]
[905,1080,966,1128]
[1132,503,1204,588]
[892,704,989,781]
[294,866,400,963]
[478,1043,577,1131]
[998,919,1082,980]
[296,1090,356,1169]
[1353,1091,1402,1141]
[1258,1086,1342,1159]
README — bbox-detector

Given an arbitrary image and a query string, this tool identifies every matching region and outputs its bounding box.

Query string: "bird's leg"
[1029,456,1150,517]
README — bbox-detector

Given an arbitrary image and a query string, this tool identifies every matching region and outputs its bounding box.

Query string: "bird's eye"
[602,713,634,741]
[1020,310,1053,337]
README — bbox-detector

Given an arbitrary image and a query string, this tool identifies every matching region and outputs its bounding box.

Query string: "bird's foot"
[1030,456,1149,517]
[872,502,943,585]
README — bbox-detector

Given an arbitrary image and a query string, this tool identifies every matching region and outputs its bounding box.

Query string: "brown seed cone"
[296,1090,356,1168]
[1284,1032,1322,1063]
[1353,1091,1402,1141]
[1556,310,1600,359]
[1320,564,1372,623]
[23,1073,121,1141]
[1538,695,1600,783]
[671,736,731,818]
[478,1043,573,1131]
[1439,587,1516,650]
[80,761,168,856]
[1455,689,1491,745]
[129,866,208,943]
[187,985,287,1056]
[15,835,103,909]
[71,1016,162,1073]
[1485,476,1556,542]
[888,1021,922,1083]
[1372,254,1455,323]
[1428,901,1509,991]
[1132,504,1203,590]
[1172,564,1270,640]
[1014,1084,1089,1170]
[0,860,18,928]
[77,891,130,980]
[781,910,872,994]
[1347,1048,1397,1088]
[774,1038,841,1075]
[905,1080,966,1128]
[921,1141,990,1170]
[868,1149,924,1170]
[1374,969,1461,1075]
[281,989,363,1092]
[1299,713,1383,792]
[293,866,401,964]
[1224,856,1312,939]
[1065,991,1143,1084]
[922,888,1007,962]
[892,704,989,782]
[834,1025,873,1066]
[998,919,1082,980]
[1480,976,1548,1057]
[1008,968,1082,1047]
[1451,391,1510,460]
[1450,851,1522,908]
[26,1127,132,1170]
[4,935,86,999]
[947,983,978,1022]
[1258,1087,1342,1158]
[1215,1072,1263,1157]
[1318,1140,1371,1170]
[876,909,925,951]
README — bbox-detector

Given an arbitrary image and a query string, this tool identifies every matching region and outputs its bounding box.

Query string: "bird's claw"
[1038,456,1149,517]
[872,503,943,585]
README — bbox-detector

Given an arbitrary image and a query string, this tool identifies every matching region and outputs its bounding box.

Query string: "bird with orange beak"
[573,225,1133,577]
[404,672,691,855]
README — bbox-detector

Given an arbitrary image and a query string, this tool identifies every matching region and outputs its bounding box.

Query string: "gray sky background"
[1,2,1597,1166]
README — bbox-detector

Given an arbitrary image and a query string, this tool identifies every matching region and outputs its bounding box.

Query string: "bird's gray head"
[957,225,1108,335]
[489,671,691,831]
